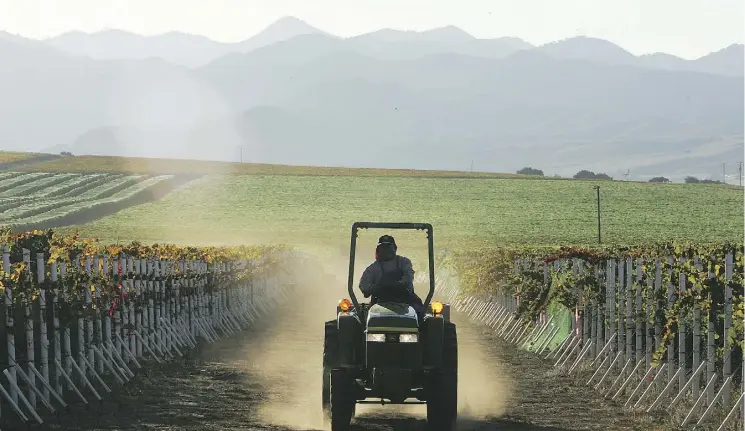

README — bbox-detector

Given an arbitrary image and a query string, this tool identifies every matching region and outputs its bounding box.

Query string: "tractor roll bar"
[346,222,436,312]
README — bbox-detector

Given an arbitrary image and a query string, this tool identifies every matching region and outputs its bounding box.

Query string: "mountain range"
[32,16,744,76]
[0,16,743,181]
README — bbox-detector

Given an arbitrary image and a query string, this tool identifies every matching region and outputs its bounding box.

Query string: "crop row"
[0,176,170,223]
[3,174,77,198]
[0,174,107,211]
[0,173,56,195]
[0,174,122,214]
[442,241,744,429]
[6,177,174,232]
[36,174,109,199]
[0,172,174,230]
[0,229,297,427]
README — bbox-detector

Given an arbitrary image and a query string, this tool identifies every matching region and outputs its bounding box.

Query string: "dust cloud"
[455,321,514,422]
[248,255,348,430]
[228,249,515,430]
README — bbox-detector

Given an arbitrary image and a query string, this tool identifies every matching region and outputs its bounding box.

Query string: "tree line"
[517,167,726,184]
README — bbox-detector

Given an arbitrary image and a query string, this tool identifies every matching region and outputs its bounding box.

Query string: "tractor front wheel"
[426,321,457,431]
[330,369,356,431]
[322,321,338,426]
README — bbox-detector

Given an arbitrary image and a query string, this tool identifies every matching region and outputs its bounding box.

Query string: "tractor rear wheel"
[426,321,457,431]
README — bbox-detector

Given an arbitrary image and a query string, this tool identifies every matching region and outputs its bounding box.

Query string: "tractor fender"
[442,304,451,322]
[423,315,444,368]
[337,312,360,366]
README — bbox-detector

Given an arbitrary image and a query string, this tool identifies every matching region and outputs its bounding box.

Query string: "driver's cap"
[377,235,396,247]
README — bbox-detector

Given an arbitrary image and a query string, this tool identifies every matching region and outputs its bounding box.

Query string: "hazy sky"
[1,0,742,59]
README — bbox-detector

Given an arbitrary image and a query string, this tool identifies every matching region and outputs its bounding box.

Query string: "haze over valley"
[1,16,743,182]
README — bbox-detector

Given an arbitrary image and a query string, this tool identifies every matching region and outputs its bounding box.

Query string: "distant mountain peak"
[640,52,683,59]
[537,35,635,64]
[233,15,332,52]
[422,25,475,40]
[355,25,476,44]
[257,15,328,37]
[691,43,743,76]
[98,28,138,35]
[697,43,743,58]
[47,28,144,44]
[722,43,744,50]
[360,28,414,38]
[272,16,314,26]
[43,29,84,39]
[0,30,26,41]
[541,35,630,50]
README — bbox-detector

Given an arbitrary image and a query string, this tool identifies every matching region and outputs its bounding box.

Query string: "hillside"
[0,21,742,183]
[15,154,525,178]
[0,151,41,164]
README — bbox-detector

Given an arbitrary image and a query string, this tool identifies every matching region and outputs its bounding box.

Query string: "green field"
[63,174,743,253]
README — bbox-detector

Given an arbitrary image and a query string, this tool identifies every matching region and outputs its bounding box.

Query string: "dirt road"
[26,305,664,431]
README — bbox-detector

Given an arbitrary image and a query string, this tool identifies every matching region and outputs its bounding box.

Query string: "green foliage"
[0,228,289,325]
[517,167,544,176]
[443,241,745,366]
[573,170,612,180]
[648,177,669,183]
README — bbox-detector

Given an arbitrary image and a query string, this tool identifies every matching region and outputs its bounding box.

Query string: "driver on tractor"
[358,235,425,315]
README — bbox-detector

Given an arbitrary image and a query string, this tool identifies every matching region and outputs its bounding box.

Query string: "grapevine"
[443,240,744,365]
[0,227,291,326]
[444,242,745,361]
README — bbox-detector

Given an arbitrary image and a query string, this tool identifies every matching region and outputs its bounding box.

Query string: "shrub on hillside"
[685,176,723,184]
[517,167,544,176]
[649,176,670,183]
[573,170,613,180]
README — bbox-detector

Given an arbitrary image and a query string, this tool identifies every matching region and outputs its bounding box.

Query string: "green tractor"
[322,222,457,431]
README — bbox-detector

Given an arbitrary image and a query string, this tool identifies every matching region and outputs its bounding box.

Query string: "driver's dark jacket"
[358,255,415,298]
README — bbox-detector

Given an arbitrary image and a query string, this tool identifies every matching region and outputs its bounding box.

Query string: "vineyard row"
[440,243,744,430]
[0,229,298,427]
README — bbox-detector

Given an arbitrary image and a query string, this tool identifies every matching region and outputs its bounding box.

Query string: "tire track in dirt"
[247,307,662,431]
[456,320,665,431]
[29,310,662,430]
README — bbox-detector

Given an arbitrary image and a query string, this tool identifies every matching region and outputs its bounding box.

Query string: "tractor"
[322,222,457,431]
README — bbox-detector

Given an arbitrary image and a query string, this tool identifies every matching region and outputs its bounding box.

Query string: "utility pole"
[240,147,243,163]
[593,185,601,244]
[738,162,743,187]
[722,163,726,184]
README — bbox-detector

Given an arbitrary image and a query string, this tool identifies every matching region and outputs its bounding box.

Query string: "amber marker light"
[339,298,353,312]
[431,301,444,314]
